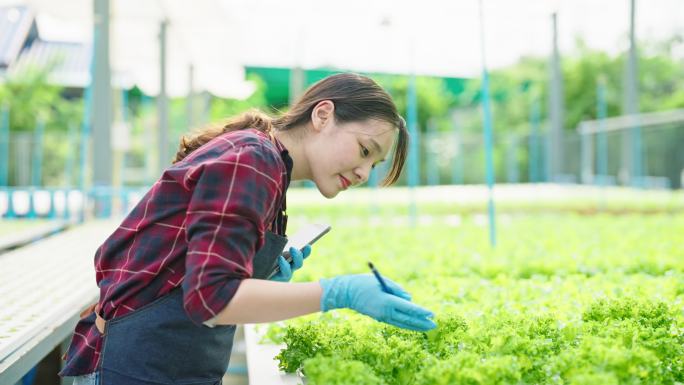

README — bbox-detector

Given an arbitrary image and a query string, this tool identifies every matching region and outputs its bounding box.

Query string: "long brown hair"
[174,73,408,186]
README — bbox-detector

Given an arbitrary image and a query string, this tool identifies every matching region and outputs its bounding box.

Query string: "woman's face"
[305,104,396,198]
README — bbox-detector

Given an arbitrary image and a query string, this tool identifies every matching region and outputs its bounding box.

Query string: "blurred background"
[0,0,682,221]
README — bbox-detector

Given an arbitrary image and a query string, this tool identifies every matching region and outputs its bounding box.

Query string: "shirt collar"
[270,132,293,187]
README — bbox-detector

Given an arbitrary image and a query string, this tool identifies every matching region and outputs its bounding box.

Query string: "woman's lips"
[339,175,351,189]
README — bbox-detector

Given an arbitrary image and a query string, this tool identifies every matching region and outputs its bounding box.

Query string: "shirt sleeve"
[180,143,284,325]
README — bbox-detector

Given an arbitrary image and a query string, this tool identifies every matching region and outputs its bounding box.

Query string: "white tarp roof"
[0,0,682,97]
[0,0,254,98]
[229,0,683,77]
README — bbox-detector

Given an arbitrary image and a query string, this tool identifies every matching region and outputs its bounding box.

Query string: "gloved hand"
[319,274,436,332]
[270,245,312,282]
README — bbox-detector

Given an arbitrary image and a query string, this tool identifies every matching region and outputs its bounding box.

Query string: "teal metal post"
[407,74,419,225]
[479,0,497,246]
[48,188,56,218]
[0,104,9,186]
[63,122,76,219]
[425,119,439,186]
[158,19,170,176]
[141,94,155,186]
[80,69,94,223]
[5,188,14,218]
[119,88,129,214]
[580,124,592,184]
[506,135,519,183]
[368,164,379,216]
[528,97,541,182]
[65,122,76,187]
[31,117,45,187]
[631,124,643,185]
[596,78,608,185]
[623,0,642,186]
[28,118,45,218]
[79,97,92,222]
[451,118,463,185]
[549,13,565,182]
[92,0,113,218]
[543,119,552,182]
[1,104,11,218]
[368,166,379,187]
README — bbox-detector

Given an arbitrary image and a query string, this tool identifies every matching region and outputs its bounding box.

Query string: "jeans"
[70,372,99,385]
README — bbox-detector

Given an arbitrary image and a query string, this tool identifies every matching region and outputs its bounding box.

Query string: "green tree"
[0,64,83,186]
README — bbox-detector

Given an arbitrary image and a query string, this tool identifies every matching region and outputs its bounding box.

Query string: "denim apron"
[93,231,288,385]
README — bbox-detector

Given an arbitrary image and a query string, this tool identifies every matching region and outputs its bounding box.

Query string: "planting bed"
[260,211,684,385]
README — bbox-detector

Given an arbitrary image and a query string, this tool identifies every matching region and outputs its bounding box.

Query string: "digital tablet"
[267,223,331,279]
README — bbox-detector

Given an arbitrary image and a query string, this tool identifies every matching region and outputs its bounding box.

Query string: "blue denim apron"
[95,231,288,385]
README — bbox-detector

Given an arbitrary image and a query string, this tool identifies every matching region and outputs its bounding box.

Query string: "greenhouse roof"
[0,0,253,98]
[8,39,91,88]
[0,5,36,69]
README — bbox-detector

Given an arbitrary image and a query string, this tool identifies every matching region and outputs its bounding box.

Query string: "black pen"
[368,261,391,294]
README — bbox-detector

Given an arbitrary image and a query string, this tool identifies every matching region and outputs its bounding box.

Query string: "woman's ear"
[311,100,334,132]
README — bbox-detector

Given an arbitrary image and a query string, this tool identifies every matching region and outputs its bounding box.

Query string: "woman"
[61,73,436,385]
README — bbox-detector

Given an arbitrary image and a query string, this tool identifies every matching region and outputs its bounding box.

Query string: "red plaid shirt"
[61,128,291,376]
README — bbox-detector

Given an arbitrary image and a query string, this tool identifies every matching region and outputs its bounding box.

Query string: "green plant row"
[265,213,684,384]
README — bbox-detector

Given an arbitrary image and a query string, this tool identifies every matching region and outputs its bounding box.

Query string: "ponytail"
[173,109,273,163]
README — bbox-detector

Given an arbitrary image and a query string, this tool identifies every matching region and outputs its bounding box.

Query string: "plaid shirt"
[61,128,291,376]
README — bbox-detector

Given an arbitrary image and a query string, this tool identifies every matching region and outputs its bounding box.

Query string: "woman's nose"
[354,165,371,184]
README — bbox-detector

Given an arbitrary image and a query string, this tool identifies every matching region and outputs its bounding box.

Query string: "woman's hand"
[319,274,436,331]
[269,245,312,282]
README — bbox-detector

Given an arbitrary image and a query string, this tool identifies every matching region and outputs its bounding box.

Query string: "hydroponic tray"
[244,324,300,385]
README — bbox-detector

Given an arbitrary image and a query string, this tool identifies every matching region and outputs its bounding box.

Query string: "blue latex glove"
[270,245,312,282]
[319,274,436,332]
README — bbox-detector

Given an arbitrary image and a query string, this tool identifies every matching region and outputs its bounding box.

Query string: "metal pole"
[202,91,212,125]
[368,161,379,188]
[549,12,565,182]
[289,66,305,106]
[528,97,541,182]
[186,64,195,131]
[426,119,439,186]
[580,123,593,184]
[120,88,128,186]
[624,0,642,186]
[506,135,519,183]
[452,114,463,185]
[140,95,155,185]
[407,74,419,226]
[65,122,76,188]
[0,104,9,219]
[92,0,113,217]
[368,160,379,217]
[118,88,129,214]
[158,19,170,174]
[28,117,45,219]
[596,76,608,185]
[31,117,45,187]
[79,83,93,222]
[0,103,9,186]
[62,121,76,219]
[479,0,497,247]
